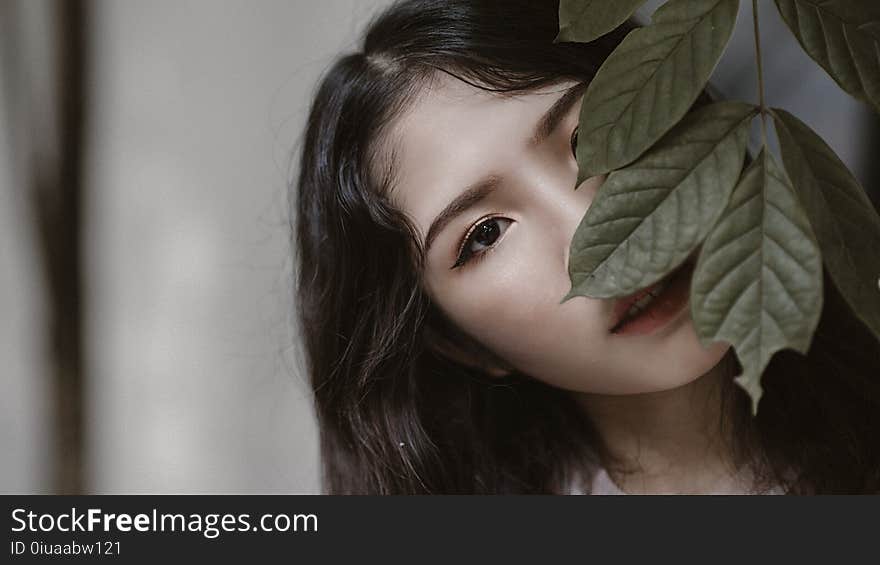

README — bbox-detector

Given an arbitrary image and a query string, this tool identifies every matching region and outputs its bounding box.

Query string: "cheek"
[432,252,734,396]
[433,247,610,381]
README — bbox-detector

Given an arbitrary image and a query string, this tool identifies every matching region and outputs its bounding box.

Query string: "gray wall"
[84,0,399,493]
[2,0,395,494]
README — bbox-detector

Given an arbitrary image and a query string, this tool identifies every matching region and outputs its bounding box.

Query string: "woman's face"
[381,74,729,395]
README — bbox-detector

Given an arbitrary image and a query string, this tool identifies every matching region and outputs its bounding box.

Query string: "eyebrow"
[422,82,587,254]
[531,81,588,146]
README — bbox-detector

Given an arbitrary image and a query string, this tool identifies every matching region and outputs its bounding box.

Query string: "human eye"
[451,215,513,270]
[570,124,579,159]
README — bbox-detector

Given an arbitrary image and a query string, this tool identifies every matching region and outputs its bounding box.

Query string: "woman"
[293,0,880,494]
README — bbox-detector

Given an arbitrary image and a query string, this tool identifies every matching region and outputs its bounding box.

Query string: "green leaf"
[774,0,880,113]
[691,150,824,416]
[574,0,739,182]
[563,102,756,301]
[773,108,880,343]
[556,0,649,44]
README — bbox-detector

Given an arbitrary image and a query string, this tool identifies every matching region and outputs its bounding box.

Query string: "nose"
[558,176,603,275]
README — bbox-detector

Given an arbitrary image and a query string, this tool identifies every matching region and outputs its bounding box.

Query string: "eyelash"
[450,124,579,270]
[452,214,510,270]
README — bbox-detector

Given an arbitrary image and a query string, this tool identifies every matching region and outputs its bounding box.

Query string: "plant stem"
[752,0,767,144]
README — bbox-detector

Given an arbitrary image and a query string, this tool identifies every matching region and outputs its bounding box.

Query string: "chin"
[611,337,732,396]
[649,309,734,390]
[656,340,732,393]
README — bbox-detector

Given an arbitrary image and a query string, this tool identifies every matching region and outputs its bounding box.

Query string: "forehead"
[383,74,575,234]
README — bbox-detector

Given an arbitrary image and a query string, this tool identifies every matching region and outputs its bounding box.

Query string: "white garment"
[571,467,786,495]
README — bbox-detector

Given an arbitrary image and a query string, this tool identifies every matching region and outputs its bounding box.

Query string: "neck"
[573,351,751,494]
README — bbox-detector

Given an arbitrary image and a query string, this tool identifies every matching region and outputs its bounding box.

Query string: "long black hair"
[293,0,880,494]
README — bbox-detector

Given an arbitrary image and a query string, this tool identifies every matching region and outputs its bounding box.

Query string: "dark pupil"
[475,220,500,246]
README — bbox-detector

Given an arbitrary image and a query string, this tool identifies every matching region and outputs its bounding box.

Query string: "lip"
[608,252,698,336]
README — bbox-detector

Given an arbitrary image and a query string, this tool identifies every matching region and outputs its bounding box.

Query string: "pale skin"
[377,72,749,494]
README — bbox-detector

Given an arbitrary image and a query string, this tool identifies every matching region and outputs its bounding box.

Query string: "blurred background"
[1,0,878,494]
